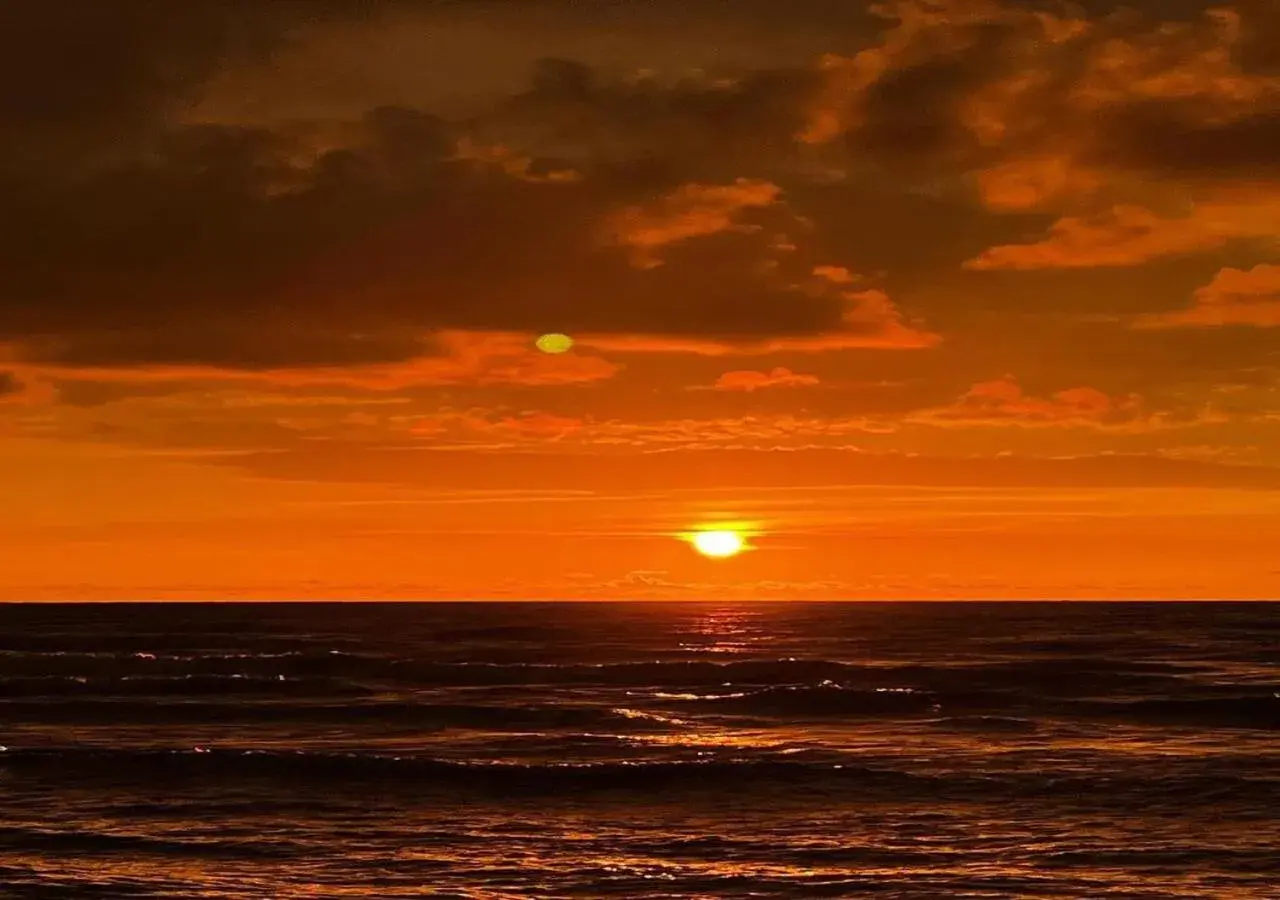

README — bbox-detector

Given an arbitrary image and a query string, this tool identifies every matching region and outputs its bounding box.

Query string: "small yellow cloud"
[535,333,575,354]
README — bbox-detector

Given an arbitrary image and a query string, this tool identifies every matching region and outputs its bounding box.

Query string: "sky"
[2,0,1279,600]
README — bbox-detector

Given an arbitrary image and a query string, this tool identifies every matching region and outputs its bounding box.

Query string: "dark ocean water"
[0,602,1276,899]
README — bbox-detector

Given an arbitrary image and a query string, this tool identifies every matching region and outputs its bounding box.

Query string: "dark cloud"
[0,369,53,406]
[802,1,1280,206]
[0,371,22,400]
[0,0,854,173]
[0,0,870,375]
[19,330,437,371]
[3,0,1276,377]
[0,1,304,172]
[1,83,862,369]
[1103,107,1280,178]
[850,56,977,168]
[1236,0,1280,73]
[485,59,821,179]
[836,16,1060,178]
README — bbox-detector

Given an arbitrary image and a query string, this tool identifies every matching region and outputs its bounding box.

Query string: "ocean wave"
[0,747,924,792]
[381,656,1191,694]
[1034,846,1280,873]
[0,650,370,683]
[0,654,858,685]
[929,715,1040,733]
[385,658,864,687]
[0,650,1215,698]
[0,633,340,656]
[0,674,373,699]
[1066,695,1280,730]
[665,681,941,718]
[428,625,575,642]
[0,825,300,859]
[0,699,672,730]
[3,748,1275,805]
[621,835,961,867]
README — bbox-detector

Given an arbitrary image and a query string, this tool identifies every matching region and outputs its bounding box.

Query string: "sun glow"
[690,530,747,558]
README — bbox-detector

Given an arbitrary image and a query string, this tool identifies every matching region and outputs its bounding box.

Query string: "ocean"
[0,601,1276,899]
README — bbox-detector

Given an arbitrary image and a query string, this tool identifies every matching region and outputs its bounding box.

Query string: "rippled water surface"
[1,601,1276,898]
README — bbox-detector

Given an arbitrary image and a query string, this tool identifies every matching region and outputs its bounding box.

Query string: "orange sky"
[2,0,1279,599]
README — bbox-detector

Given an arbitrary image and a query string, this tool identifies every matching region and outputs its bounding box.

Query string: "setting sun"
[690,530,746,558]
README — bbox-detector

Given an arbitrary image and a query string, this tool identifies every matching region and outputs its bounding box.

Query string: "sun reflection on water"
[677,606,769,655]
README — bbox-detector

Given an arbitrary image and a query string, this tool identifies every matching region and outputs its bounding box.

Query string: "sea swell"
[0,825,301,860]
[0,652,1219,691]
[3,748,1276,807]
[0,699,667,731]
[660,681,942,717]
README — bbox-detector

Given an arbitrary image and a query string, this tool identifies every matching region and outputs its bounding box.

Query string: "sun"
[690,530,746,559]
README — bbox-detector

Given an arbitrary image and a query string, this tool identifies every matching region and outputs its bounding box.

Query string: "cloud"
[4,0,1277,393]
[1135,264,1280,329]
[452,138,582,184]
[0,371,26,405]
[0,370,55,407]
[972,155,1103,213]
[20,328,435,372]
[478,57,821,181]
[963,189,1280,269]
[1107,105,1280,180]
[796,0,1053,149]
[576,289,939,354]
[906,375,1229,433]
[404,410,586,442]
[798,1,1094,166]
[796,1,1280,265]
[812,265,860,284]
[602,178,783,267]
[1237,0,1280,75]
[382,410,884,451]
[3,93,936,378]
[914,376,1146,427]
[959,7,1280,268]
[0,2,376,173]
[21,332,620,390]
[962,205,1232,270]
[225,444,1280,493]
[710,367,820,391]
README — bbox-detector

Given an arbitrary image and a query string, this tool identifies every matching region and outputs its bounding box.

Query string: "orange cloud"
[972,155,1103,212]
[451,137,582,184]
[916,376,1145,427]
[956,8,1280,261]
[1067,9,1275,109]
[414,411,587,442]
[387,410,885,451]
[1135,264,1280,329]
[963,205,1223,270]
[601,178,783,267]
[711,368,820,392]
[20,332,621,390]
[578,289,939,355]
[811,265,860,285]
[800,0,1280,257]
